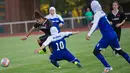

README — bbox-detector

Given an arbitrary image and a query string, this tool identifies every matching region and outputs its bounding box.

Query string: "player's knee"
[93,49,100,55]
[50,60,56,63]
[115,50,125,55]
[37,39,41,43]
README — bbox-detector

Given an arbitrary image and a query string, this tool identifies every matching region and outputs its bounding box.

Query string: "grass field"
[0,28,130,73]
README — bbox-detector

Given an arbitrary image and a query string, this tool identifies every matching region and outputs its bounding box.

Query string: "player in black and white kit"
[21,9,53,54]
[107,1,127,55]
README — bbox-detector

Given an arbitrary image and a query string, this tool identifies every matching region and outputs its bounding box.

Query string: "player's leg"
[93,39,113,73]
[110,38,130,63]
[64,50,82,68]
[111,28,121,55]
[37,35,48,54]
[37,39,47,54]
[116,28,121,41]
[49,54,61,68]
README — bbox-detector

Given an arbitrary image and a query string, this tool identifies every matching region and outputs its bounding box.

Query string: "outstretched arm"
[21,26,36,40]
[72,31,79,35]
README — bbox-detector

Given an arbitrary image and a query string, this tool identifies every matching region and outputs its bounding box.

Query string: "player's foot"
[102,67,113,73]
[37,50,47,54]
[57,67,61,69]
[74,61,83,68]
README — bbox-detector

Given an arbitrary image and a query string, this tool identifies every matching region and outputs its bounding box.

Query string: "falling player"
[34,27,82,68]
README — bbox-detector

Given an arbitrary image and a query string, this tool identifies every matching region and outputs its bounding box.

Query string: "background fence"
[0,17,87,34]
[0,13,130,34]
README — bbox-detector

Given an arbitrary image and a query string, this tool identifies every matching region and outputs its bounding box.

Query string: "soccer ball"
[1,58,10,67]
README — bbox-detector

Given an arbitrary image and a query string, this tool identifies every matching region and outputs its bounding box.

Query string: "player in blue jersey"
[45,7,64,32]
[34,27,82,68]
[86,0,130,73]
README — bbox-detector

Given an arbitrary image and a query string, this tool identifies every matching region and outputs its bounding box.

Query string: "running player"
[34,27,82,68]
[107,1,127,56]
[86,0,130,73]
[21,9,53,53]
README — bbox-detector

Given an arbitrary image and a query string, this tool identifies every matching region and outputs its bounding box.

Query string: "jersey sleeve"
[33,23,40,28]
[61,32,73,38]
[87,13,100,36]
[120,12,127,22]
[42,36,52,46]
[57,15,64,25]
[107,13,112,21]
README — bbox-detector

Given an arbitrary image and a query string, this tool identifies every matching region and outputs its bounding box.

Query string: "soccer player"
[21,9,53,54]
[107,1,127,56]
[86,1,130,73]
[45,7,64,32]
[34,27,82,68]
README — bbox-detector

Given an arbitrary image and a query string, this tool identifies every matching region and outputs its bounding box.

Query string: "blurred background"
[0,0,130,34]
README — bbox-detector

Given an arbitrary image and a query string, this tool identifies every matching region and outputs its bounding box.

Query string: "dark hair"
[32,9,45,19]
[110,1,124,12]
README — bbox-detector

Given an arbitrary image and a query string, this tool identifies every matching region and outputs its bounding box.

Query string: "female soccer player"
[107,1,127,55]
[45,7,64,32]
[34,27,82,68]
[86,1,130,73]
[21,9,53,54]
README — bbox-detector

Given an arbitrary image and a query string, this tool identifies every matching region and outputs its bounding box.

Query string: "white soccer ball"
[1,58,10,67]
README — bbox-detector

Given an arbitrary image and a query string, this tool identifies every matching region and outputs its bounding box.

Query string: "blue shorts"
[95,37,121,50]
[49,50,76,62]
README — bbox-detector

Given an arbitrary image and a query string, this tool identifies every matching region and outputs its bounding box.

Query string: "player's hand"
[116,23,121,27]
[86,36,90,40]
[34,49,40,54]
[21,36,28,40]
[74,31,79,34]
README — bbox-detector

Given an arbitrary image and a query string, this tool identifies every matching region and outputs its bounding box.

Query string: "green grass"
[0,28,130,73]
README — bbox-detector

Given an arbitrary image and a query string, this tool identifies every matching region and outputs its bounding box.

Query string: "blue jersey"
[43,32,72,54]
[45,14,64,32]
[88,11,117,40]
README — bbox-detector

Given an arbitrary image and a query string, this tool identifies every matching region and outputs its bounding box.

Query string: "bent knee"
[93,49,100,55]
[37,39,41,43]
[115,50,125,55]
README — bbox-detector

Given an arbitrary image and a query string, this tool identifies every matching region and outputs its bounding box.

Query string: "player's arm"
[61,31,79,38]
[72,31,79,35]
[116,20,125,27]
[58,15,64,27]
[116,13,126,27]
[107,13,113,25]
[34,37,52,54]
[21,26,36,40]
[86,13,100,40]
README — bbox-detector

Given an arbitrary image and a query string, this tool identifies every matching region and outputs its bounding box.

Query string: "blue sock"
[116,50,130,64]
[120,53,130,64]
[95,53,111,67]
[50,60,60,67]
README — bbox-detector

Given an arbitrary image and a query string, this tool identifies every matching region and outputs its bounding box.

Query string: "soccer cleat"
[102,67,113,73]
[57,67,61,69]
[37,50,47,54]
[74,62,83,68]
